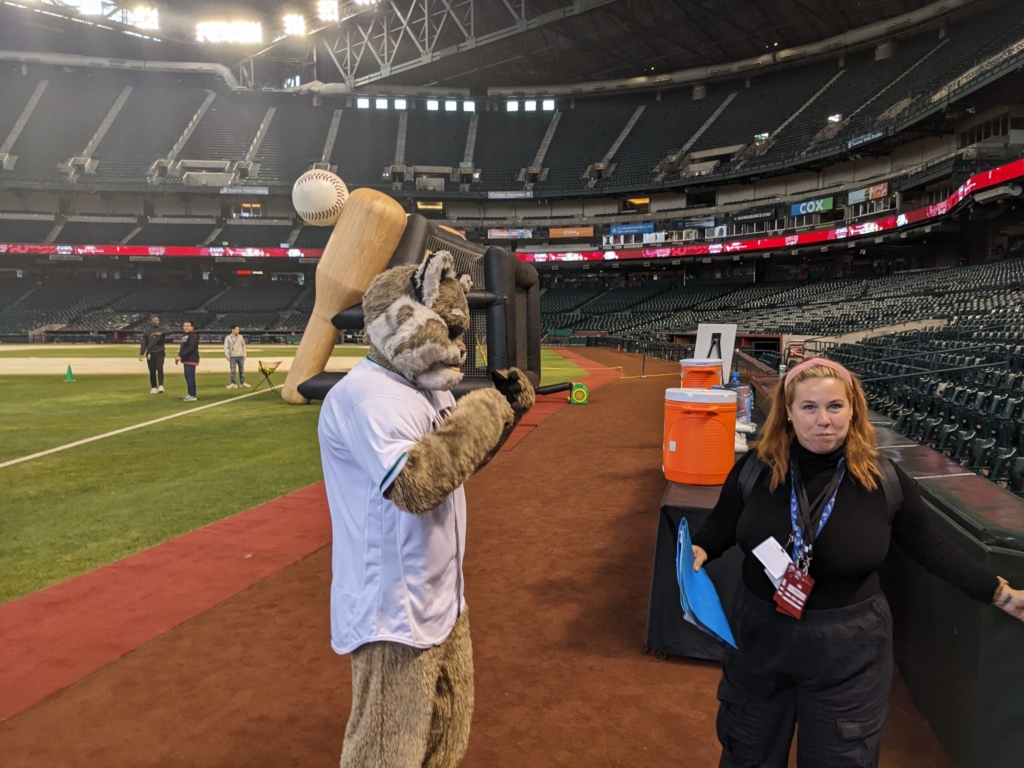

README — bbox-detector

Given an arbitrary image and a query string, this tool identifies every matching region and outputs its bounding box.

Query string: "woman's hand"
[692,545,708,572]
[993,577,1024,621]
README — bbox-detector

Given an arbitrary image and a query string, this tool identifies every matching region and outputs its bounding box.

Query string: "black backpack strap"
[738,454,766,503]
[877,458,903,517]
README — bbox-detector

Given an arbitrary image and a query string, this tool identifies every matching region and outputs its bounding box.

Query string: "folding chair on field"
[253,360,282,393]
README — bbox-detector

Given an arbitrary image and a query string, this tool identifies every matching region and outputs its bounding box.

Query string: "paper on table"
[675,518,737,649]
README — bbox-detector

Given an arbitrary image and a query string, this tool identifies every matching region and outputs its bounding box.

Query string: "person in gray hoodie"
[223,325,249,389]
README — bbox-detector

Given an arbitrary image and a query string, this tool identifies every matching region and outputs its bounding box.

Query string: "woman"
[692,357,1024,768]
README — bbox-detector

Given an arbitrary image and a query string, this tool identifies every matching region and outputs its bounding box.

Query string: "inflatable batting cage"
[295,214,542,402]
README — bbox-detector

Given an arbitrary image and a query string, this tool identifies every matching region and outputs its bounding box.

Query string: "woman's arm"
[691,453,752,569]
[890,465,1019,610]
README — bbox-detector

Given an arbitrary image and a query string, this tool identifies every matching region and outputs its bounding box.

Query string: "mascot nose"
[458,342,467,355]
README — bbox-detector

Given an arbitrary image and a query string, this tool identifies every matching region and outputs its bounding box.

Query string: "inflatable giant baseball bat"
[281,188,407,404]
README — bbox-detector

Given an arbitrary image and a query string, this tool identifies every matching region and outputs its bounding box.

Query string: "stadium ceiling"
[0,0,989,90]
[200,0,956,89]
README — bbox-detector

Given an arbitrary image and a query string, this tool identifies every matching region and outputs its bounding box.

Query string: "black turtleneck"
[692,439,1000,610]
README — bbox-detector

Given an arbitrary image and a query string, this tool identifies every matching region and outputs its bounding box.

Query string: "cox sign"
[790,197,834,216]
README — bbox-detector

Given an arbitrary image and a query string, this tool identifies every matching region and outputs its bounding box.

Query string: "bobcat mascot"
[318,249,535,768]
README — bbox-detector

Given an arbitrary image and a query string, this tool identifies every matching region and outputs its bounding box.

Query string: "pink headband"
[784,357,853,391]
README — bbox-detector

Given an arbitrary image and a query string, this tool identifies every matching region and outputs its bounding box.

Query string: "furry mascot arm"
[475,368,535,472]
[385,387,515,514]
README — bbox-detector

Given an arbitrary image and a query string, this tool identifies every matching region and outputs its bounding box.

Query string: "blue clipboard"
[675,518,737,649]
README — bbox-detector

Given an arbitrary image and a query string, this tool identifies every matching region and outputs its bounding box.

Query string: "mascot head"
[362,250,474,391]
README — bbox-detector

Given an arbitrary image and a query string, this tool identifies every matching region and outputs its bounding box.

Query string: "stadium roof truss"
[237,0,620,89]
[234,0,946,90]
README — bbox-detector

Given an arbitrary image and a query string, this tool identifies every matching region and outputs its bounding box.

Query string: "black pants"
[147,352,165,388]
[183,364,196,398]
[717,587,893,768]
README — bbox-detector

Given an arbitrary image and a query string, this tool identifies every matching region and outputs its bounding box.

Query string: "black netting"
[425,233,488,378]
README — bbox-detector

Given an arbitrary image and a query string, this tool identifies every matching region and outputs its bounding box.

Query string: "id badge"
[773,563,815,619]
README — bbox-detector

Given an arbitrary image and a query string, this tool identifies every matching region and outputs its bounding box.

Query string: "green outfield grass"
[0,345,369,358]
[0,348,587,603]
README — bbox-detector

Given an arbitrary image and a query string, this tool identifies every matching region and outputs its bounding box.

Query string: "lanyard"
[788,458,845,572]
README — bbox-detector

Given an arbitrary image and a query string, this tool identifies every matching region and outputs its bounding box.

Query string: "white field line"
[0,388,274,470]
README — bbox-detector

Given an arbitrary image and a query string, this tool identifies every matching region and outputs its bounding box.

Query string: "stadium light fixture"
[317,0,339,22]
[445,100,457,112]
[283,14,306,36]
[356,97,370,109]
[375,98,388,109]
[542,99,555,111]
[524,100,537,112]
[506,101,519,112]
[196,21,263,43]
[828,113,842,123]
[426,99,439,111]
[353,0,379,5]
[78,0,105,15]
[463,101,475,112]
[394,98,407,110]
[133,6,158,30]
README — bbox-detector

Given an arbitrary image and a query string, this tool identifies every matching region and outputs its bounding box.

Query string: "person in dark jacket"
[175,321,200,402]
[691,357,1024,768]
[138,315,171,394]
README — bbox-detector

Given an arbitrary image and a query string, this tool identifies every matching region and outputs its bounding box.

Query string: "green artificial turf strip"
[0,389,323,603]
[0,374,274,463]
[0,345,368,358]
[539,348,588,386]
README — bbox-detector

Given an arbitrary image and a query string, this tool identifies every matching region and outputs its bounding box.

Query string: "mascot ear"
[412,250,457,308]
[458,274,473,293]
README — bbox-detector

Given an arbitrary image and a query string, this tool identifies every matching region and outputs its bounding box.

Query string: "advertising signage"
[0,244,317,258]
[790,197,834,216]
[549,226,595,238]
[847,130,884,149]
[733,209,776,222]
[609,221,655,236]
[487,190,533,199]
[848,183,889,205]
[512,158,1024,264]
[486,228,533,239]
[2,159,1023,265]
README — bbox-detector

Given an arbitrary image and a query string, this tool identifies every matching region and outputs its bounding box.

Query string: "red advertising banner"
[515,159,1024,263]
[0,159,1021,263]
[0,244,325,258]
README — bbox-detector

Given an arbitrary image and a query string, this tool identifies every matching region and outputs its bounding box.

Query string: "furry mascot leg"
[341,611,473,768]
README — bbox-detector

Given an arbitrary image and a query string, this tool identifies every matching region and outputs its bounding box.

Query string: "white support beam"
[322,0,620,88]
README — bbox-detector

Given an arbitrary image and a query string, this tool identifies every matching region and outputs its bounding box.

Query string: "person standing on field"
[175,321,200,402]
[223,325,249,389]
[138,315,171,394]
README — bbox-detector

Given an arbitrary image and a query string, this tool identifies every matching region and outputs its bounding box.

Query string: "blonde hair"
[756,362,881,491]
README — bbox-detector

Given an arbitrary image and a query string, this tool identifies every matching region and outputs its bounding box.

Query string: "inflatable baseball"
[292,169,349,227]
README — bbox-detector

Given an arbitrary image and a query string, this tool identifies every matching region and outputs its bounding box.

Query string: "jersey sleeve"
[342,397,432,494]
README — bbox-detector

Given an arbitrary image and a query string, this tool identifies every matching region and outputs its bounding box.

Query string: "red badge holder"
[773,563,815,619]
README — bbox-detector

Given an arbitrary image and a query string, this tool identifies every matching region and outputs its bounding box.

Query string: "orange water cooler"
[679,358,723,389]
[663,388,737,486]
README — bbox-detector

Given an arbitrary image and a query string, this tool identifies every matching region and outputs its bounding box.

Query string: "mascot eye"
[448,324,462,341]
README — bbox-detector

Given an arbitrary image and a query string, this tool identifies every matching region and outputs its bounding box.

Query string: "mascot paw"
[492,368,535,413]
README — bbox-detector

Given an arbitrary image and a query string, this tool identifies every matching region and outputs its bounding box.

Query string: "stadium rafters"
[236,0,621,89]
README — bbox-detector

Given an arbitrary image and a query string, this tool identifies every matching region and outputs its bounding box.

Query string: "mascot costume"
[318,249,535,767]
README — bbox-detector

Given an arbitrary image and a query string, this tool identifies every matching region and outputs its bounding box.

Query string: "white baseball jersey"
[318,358,467,655]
